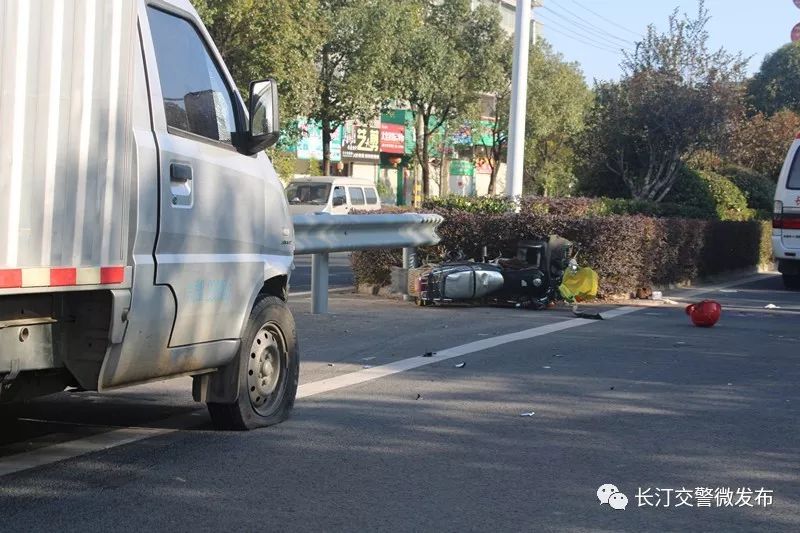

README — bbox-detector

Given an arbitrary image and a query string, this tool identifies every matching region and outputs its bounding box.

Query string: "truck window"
[365,187,378,205]
[147,7,239,144]
[789,147,800,190]
[332,186,346,204]
[349,187,366,205]
[285,183,331,205]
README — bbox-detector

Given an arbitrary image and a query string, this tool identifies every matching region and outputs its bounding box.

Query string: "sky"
[535,0,800,83]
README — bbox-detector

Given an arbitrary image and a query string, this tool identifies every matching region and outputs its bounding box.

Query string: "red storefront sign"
[380,123,405,154]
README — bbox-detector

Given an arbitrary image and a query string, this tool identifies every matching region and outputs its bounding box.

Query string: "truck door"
[143,6,267,346]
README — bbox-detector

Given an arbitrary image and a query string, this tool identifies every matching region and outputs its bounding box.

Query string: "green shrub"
[720,165,775,212]
[422,195,515,214]
[666,167,754,221]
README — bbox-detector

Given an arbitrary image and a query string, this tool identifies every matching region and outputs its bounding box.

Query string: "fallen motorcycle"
[411,236,577,310]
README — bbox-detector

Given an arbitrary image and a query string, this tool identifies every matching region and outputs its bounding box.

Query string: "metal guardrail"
[292,213,444,313]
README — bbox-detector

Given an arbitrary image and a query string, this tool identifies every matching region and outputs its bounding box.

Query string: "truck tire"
[207,296,298,430]
[783,274,800,290]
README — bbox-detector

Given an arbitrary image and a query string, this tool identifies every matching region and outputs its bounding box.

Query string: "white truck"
[0,0,298,429]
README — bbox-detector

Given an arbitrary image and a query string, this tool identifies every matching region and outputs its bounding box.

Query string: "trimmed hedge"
[352,206,773,297]
[423,191,752,220]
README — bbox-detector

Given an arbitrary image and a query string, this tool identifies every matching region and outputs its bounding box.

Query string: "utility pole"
[504,0,532,200]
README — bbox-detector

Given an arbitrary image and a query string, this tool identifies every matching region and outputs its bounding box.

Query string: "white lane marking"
[289,287,352,298]
[0,428,172,477]
[0,412,204,478]
[297,309,638,399]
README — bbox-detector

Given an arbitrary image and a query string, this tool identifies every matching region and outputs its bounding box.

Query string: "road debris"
[609,386,615,390]
[327,363,335,367]
[573,308,603,320]
[416,394,423,400]
[542,366,551,369]
[765,304,780,309]
[553,354,564,358]
[454,362,466,368]
[520,412,535,417]
[422,351,436,358]
[362,365,372,369]
[661,298,681,305]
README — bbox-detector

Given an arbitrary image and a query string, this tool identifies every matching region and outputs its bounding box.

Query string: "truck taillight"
[773,201,783,229]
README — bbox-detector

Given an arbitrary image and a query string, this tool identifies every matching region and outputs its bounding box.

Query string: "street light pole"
[505,0,532,200]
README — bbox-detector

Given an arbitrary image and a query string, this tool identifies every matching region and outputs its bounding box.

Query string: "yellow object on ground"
[559,267,599,302]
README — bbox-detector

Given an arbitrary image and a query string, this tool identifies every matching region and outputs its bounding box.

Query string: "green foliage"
[307,159,323,176]
[422,195,515,214]
[524,40,593,197]
[719,165,775,212]
[267,148,297,183]
[748,42,800,115]
[310,0,402,170]
[392,0,506,197]
[666,168,753,221]
[192,0,323,119]
[580,2,746,201]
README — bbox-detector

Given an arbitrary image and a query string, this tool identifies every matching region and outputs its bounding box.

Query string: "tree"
[394,0,506,198]
[727,110,800,179]
[310,1,401,175]
[749,42,800,116]
[192,0,323,119]
[523,40,592,197]
[582,2,746,201]
[472,38,513,196]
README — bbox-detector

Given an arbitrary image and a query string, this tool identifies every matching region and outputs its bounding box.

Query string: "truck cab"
[0,0,298,430]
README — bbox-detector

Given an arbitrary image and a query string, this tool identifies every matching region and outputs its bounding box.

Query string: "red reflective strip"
[50,268,77,286]
[775,216,800,230]
[100,266,125,284]
[0,269,23,288]
[783,218,800,230]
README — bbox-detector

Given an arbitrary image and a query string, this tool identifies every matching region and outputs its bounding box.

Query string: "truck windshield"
[286,183,332,205]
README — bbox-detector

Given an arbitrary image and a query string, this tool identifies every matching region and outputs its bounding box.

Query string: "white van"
[773,136,800,289]
[286,176,381,215]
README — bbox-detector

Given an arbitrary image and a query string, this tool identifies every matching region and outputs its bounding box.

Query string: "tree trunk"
[321,119,332,176]
[415,107,430,198]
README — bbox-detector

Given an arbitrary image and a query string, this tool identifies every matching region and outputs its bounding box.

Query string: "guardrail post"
[402,247,417,302]
[311,252,329,314]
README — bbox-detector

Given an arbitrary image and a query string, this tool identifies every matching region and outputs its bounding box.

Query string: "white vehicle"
[286,176,382,215]
[0,0,298,429]
[773,135,800,289]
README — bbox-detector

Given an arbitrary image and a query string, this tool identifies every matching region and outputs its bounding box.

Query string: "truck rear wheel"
[207,296,298,430]
[783,274,800,290]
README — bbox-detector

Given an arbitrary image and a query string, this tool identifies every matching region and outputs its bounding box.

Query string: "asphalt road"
[290,252,354,293]
[0,274,798,532]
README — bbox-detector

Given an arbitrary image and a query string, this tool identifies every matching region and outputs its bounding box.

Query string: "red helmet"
[685,300,722,327]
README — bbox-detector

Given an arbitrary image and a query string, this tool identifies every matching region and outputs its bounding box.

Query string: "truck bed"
[0,0,137,276]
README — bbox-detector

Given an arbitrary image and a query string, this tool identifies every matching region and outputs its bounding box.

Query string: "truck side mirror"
[244,78,280,154]
[332,196,345,207]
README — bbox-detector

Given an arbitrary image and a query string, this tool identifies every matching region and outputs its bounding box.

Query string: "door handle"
[170,163,193,182]
[169,163,193,207]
